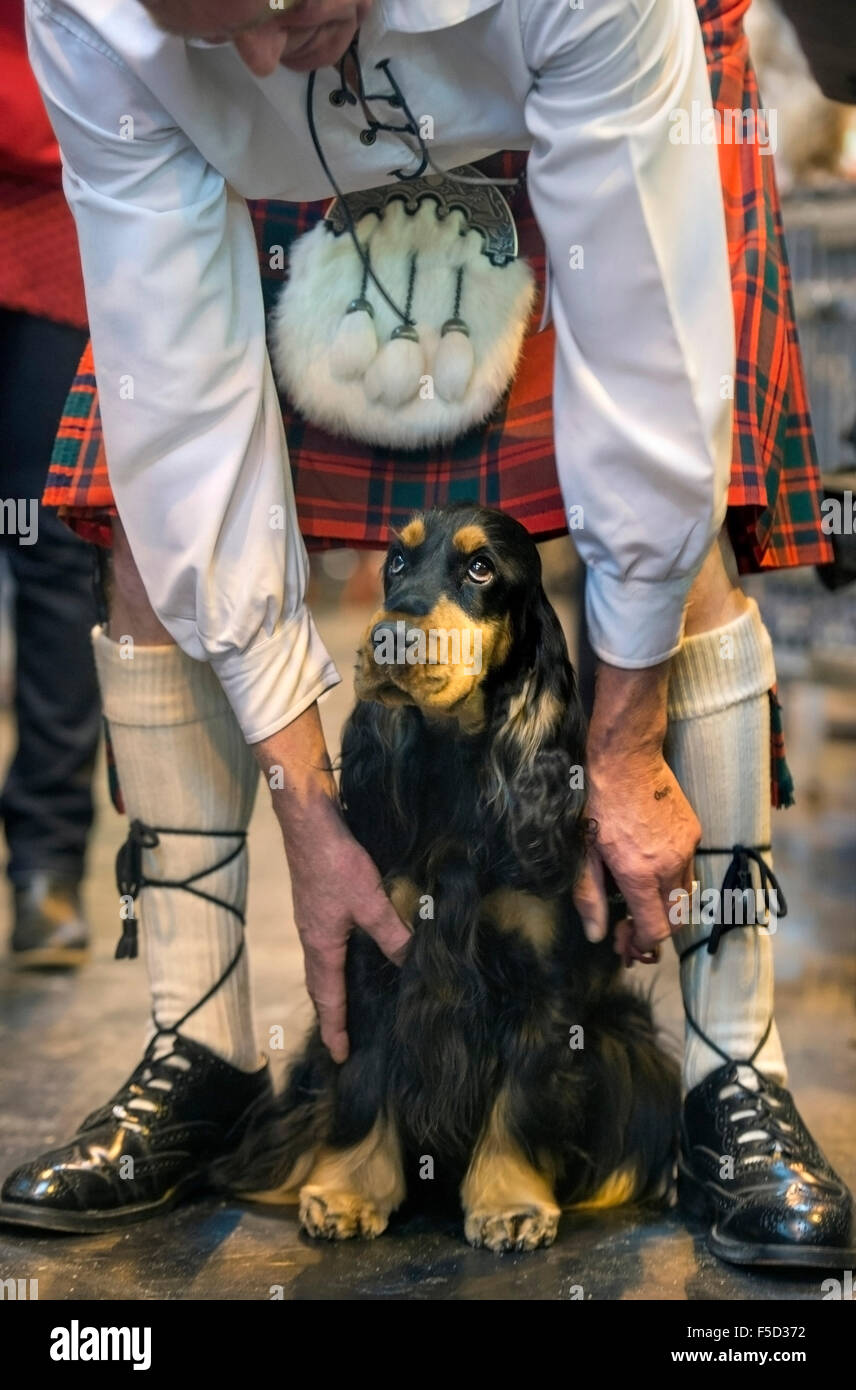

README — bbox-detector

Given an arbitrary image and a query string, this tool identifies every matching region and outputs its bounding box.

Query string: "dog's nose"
[370,619,409,664]
[371,619,399,645]
[384,590,433,617]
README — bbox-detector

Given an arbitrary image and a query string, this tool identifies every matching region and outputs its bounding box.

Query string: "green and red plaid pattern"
[699,0,832,571]
[769,685,795,809]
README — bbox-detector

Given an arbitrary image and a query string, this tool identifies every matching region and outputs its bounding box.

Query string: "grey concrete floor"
[0,576,853,1301]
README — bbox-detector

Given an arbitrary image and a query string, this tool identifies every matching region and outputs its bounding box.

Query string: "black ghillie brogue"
[677,845,854,1268]
[1,818,270,1233]
[0,1033,271,1233]
[680,1059,854,1268]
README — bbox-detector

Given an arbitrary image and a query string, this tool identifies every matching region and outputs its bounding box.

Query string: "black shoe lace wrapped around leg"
[113,817,248,1051]
[678,842,787,1068]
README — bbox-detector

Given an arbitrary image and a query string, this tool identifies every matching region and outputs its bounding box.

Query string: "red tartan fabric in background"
[0,5,88,330]
[699,0,832,570]
[43,2,832,572]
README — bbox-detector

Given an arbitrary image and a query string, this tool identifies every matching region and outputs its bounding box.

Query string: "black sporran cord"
[307,66,413,326]
[678,843,787,1070]
[306,37,521,329]
[114,818,248,1042]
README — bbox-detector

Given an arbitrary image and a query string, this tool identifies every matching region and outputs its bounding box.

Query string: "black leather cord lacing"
[713,1081,798,1159]
[306,34,522,329]
[111,818,248,1119]
[678,843,794,1152]
[307,57,419,327]
[678,843,787,1069]
[108,1038,201,1129]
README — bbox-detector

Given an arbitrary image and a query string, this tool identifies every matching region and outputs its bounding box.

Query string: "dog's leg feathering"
[299,1113,406,1240]
[461,1092,560,1252]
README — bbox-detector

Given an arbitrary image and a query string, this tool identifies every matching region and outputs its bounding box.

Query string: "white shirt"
[25,0,735,743]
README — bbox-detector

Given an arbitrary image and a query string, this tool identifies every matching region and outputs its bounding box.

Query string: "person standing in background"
[0,5,100,967]
[780,0,856,104]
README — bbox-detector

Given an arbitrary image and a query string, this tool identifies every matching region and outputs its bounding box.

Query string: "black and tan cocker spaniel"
[234,503,679,1251]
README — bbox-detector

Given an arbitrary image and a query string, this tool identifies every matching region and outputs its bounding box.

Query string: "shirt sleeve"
[522,0,736,668]
[25,0,340,742]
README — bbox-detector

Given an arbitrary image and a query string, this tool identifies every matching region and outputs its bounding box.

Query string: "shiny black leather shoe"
[679,1061,856,1268]
[0,1034,272,1233]
[10,872,90,968]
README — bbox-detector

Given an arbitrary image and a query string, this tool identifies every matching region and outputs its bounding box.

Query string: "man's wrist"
[251,702,339,848]
[588,659,670,763]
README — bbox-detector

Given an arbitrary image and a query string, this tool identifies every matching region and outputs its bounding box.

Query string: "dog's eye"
[388,550,406,576]
[467,555,494,585]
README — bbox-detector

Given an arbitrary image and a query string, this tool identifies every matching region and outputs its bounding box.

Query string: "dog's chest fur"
[347,865,603,1181]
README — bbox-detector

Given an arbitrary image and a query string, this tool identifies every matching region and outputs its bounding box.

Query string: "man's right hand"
[575,744,700,963]
[284,792,410,1063]
[252,703,411,1063]
[573,659,700,962]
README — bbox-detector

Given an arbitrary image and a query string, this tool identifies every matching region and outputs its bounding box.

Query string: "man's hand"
[253,704,411,1063]
[574,660,701,962]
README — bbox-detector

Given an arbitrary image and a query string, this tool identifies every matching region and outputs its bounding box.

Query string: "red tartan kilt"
[44,6,832,571]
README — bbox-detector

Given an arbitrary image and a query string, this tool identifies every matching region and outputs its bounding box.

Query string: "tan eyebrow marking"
[452,524,489,553]
[399,518,426,548]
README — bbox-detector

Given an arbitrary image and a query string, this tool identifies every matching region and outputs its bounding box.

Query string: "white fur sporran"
[270,168,536,450]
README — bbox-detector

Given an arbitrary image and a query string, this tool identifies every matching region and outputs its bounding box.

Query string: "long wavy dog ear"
[339,698,424,872]
[483,583,588,896]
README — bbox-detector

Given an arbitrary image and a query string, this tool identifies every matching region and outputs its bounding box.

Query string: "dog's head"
[357,504,546,730]
[352,504,588,891]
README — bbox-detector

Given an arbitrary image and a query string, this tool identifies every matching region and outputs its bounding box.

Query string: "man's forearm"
[588,660,670,762]
[577,657,700,953]
[251,701,410,1061]
[252,703,339,852]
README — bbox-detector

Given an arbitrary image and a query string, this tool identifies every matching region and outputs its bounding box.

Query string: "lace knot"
[113,820,161,959]
[704,844,788,956]
[115,819,160,901]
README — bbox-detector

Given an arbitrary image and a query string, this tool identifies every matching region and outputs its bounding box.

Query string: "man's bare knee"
[109,519,175,646]
[683,530,750,638]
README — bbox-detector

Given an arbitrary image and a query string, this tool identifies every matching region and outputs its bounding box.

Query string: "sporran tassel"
[330,296,378,380]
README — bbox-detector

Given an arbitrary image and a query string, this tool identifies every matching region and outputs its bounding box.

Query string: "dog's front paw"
[465,1203,560,1253]
[299,1186,389,1241]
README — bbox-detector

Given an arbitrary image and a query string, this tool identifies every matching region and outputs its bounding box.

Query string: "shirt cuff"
[585,569,695,670]
[210,606,341,744]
